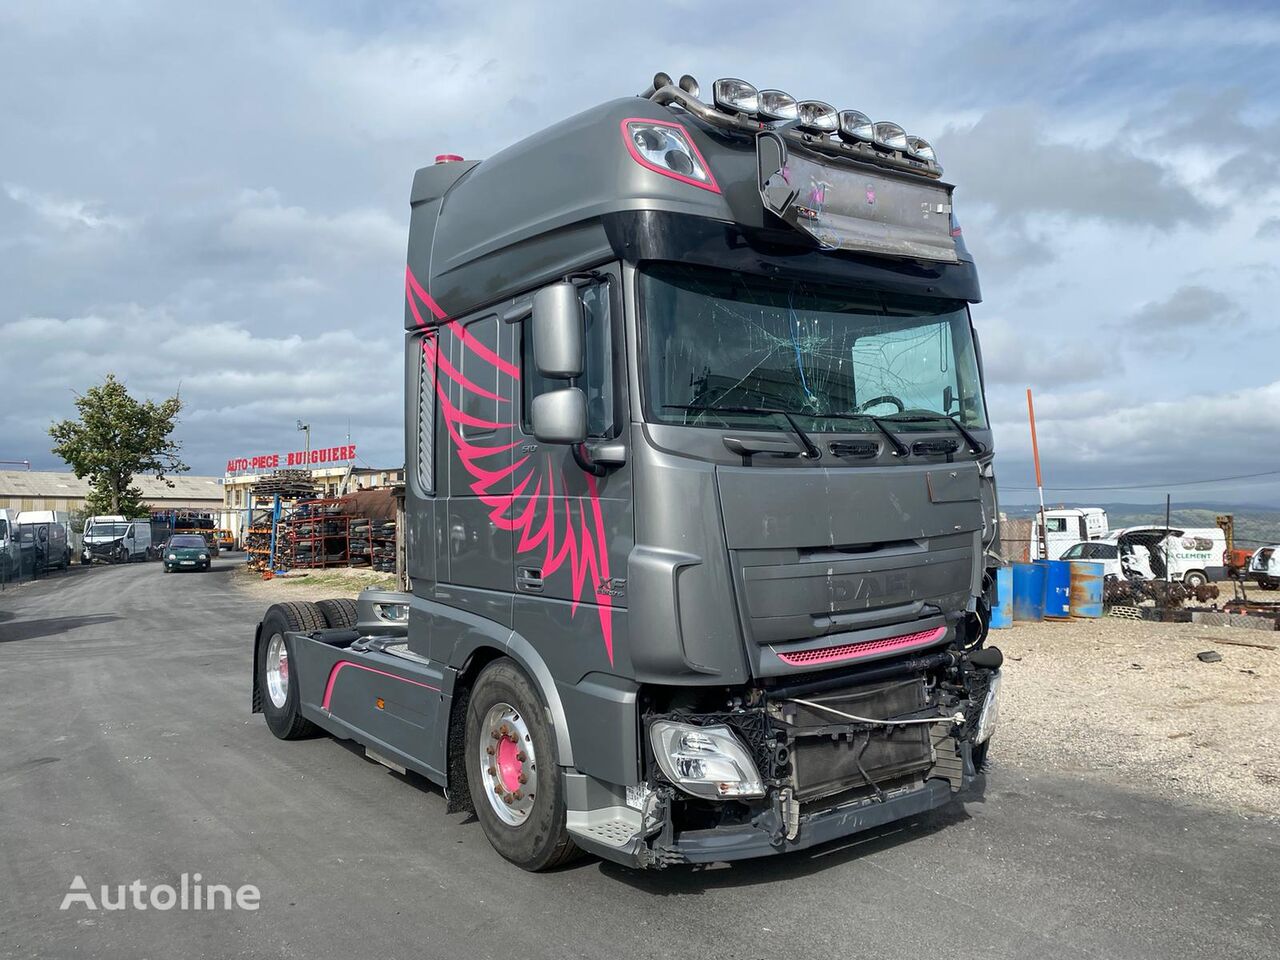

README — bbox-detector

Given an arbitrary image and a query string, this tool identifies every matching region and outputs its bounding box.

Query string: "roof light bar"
[796,100,838,135]
[758,89,798,122]
[712,78,758,116]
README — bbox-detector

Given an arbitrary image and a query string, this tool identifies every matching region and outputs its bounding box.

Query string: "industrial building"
[0,470,223,514]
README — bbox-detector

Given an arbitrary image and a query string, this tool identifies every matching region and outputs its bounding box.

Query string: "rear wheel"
[465,660,578,871]
[316,598,358,630]
[258,602,324,740]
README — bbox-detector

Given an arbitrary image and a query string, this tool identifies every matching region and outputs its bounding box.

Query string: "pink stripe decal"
[404,265,618,666]
[776,626,947,667]
[321,660,441,712]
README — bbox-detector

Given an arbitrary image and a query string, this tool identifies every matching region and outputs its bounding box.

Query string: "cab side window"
[522,281,615,438]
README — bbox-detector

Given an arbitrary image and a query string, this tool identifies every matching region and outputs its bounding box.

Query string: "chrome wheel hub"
[265,633,289,709]
[478,702,536,826]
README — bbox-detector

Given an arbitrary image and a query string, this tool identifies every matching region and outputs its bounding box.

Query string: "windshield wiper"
[664,404,821,459]
[818,412,911,457]
[883,413,987,455]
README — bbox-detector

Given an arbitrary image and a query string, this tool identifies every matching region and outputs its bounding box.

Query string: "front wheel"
[465,660,578,871]
[1183,570,1208,588]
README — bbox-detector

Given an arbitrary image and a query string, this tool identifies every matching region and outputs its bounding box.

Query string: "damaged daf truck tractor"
[251,72,1003,870]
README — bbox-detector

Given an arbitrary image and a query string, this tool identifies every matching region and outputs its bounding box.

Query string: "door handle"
[517,567,543,593]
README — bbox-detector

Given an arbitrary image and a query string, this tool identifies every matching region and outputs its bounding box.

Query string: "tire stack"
[372,520,397,573]
[349,518,371,566]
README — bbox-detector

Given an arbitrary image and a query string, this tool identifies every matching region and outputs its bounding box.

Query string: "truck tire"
[1183,570,1208,588]
[465,659,579,871]
[316,598,358,630]
[258,602,324,740]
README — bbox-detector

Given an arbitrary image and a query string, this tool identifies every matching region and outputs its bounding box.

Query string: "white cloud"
[4,182,132,231]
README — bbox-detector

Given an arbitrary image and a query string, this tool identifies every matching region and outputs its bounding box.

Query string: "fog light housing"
[712,77,758,116]
[872,121,908,151]
[976,671,1002,744]
[649,721,764,799]
[906,135,936,163]
[837,109,874,143]
[796,100,838,135]
[758,89,798,122]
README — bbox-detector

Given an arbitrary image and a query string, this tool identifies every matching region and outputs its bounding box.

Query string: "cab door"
[437,309,518,622]
[511,269,634,677]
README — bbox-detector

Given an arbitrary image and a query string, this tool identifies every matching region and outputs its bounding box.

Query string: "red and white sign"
[226,444,357,474]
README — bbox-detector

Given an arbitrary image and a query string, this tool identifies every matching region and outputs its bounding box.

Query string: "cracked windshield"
[641,263,987,434]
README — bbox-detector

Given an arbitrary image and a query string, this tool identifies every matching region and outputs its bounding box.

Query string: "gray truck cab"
[253,73,1003,871]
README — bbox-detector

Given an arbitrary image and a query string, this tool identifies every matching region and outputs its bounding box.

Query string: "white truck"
[81,516,155,564]
[1031,507,1108,560]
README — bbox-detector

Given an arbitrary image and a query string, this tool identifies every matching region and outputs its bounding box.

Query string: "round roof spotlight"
[872,121,908,151]
[906,135,936,163]
[758,89,798,122]
[713,78,759,116]
[837,109,874,143]
[678,74,700,97]
[795,100,838,135]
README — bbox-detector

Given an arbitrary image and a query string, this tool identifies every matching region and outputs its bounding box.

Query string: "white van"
[1031,507,1109,560]
[15,510,72,571]
[1079,526,1227,586]
[0,508,19,579]
[1247,545,1280,589]
[82,517,155,564]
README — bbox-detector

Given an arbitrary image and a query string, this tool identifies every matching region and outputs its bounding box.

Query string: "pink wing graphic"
[406,267,615,665]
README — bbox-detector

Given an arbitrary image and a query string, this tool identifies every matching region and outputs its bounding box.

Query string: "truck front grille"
[776,626,946,666]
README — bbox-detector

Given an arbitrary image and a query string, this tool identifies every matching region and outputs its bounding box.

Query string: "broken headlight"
[649,721,764,800]
[976,671,1002,744]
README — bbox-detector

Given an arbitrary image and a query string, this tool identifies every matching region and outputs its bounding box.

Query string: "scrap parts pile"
[1104,579,1219,608]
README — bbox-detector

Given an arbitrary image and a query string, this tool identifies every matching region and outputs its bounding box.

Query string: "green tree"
[49,374,188,516]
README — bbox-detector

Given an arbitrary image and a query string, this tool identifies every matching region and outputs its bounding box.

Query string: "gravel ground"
[994,614,1280,816]
[230,561,397,602]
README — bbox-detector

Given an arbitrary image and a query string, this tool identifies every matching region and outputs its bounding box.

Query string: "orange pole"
[1027,388,1047,559]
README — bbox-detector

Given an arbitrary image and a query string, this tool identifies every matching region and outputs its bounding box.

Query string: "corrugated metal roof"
[0,470,223,502]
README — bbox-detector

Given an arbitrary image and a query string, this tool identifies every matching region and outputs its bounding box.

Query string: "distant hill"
[1000,502,1280,550]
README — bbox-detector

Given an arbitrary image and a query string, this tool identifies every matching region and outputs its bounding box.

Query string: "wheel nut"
[493,783,503,795]
[512,790,523,801]
[518,773,528,784]
[485,745,495,756]
[488,766,497,777]
[516,752,527,762]
[503,794,513,805]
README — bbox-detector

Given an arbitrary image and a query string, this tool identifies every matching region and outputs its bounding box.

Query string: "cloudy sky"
[3,0,1279,506]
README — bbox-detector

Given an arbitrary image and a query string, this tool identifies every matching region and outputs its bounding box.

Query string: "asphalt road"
[1,562,1276,960]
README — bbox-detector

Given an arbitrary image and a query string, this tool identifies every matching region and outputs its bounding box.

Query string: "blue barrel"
[990,566,1013,629]
[1035,559,1072,619]
[1069,561,1105,618]
[1012,562,1046,621]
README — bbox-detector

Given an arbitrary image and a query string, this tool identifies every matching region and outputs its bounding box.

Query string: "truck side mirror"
[531,282,584,379]
[531,388,587,445]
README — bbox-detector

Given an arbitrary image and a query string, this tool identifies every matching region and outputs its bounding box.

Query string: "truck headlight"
[649,722,764,800]
[976,671,1002,745]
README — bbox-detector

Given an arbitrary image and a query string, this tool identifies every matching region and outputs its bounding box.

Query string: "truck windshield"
[640,263,987,434]
[88,523,130,538]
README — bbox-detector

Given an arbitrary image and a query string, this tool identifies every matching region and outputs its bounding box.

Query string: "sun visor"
[757,132,959,263]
